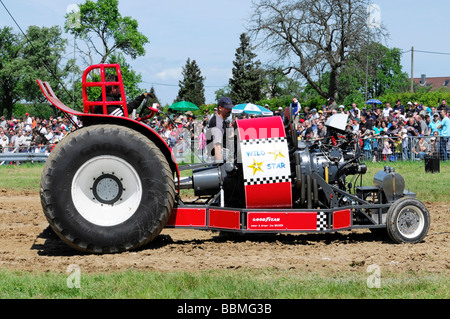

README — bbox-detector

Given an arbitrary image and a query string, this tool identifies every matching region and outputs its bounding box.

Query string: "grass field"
[0,268,448,299]
[0,161,448,299]
[1,160,449,202]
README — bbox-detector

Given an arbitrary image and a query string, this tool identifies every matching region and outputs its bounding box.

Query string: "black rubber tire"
[386,197,430,244]
[40,124,175,253]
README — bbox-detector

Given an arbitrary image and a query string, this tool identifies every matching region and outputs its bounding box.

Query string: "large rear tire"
[40,124,176,253]
[386,197,430,244]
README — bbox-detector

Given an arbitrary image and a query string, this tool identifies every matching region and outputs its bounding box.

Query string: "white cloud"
[155,67,182,81]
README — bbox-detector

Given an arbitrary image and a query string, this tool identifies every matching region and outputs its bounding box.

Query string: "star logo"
[248,158,264,176]
[269,150,285,161]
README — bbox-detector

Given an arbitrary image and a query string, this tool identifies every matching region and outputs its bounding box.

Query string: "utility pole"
[410,46,414,93]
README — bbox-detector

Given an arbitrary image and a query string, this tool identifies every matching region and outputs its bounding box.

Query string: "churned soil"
[0,189,448,275]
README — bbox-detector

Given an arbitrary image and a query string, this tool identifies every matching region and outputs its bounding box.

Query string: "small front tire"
[386,197,430,244]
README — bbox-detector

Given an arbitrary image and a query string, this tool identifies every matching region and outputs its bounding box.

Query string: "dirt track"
[0,189,448,275]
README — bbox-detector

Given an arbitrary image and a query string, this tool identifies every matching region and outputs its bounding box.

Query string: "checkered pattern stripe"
[241,137,286,146]
[244,175,291,186]
[317,212,327,231]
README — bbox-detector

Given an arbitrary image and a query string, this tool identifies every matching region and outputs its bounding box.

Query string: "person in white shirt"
[350,103,360,119]
[25,113,32,132]
[0,131,9,150]
[382,103,393,118]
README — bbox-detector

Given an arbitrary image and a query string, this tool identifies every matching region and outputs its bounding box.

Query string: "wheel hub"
[397,208,420,235]
[71,155,142,227]
[92,174,123,205]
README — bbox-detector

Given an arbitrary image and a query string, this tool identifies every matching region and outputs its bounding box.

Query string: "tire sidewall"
[386,197,430,244]
[44,124,173,252]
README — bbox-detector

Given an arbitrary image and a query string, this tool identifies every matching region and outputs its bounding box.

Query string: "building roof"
[413,76,450,91]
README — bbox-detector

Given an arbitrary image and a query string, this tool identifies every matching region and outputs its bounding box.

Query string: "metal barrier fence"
[173,135,450,164]
[358,135,449,162]
[1,136,449,165]
[0,146,52,165]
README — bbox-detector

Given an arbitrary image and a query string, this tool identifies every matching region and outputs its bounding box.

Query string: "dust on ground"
[0,189,448,275]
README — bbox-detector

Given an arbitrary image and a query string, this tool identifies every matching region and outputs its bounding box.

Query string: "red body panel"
[247,212,318,231]
[333,209,352,230]
[167,208,207,227]
[236,116,292,209]
[209,209,240,230]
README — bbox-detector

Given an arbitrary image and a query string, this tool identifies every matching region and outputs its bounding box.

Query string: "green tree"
[147,86,160,107]
[0,27,21,118]
[229,33,263,104]
[175,58,205,106]
[0,26,73,118]
[65,0,149,64]
[250,0,386,101]
[108,52,143,101]
[339,42,409,101]
[262,67,303,99]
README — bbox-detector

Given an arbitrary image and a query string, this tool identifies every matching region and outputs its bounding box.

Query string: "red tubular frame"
[82,64,128,117]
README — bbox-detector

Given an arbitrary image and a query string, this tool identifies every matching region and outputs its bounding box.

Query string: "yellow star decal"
[248,158,264,176]
[269,150,285,161]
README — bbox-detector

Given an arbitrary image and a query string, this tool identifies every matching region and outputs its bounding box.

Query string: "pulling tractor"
[37,64,430,254]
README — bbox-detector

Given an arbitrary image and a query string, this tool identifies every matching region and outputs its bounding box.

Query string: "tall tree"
[0,27,21,118]
[229,33,263,104]
[175,58,205,106]
[0,26,73,118]
[262,67,303,99]
[249,0,386,101]
[147,86,160,107]
[339,42,409,99]
[65,0,149,64]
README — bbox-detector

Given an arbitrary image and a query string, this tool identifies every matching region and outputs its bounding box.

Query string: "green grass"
[360,160,450,202]
[0,162,44,191]
[1,160,449,202]
[0,269,448,299]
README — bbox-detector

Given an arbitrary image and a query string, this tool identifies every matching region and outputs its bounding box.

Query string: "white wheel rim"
[396,205,425,239]
[71,155,142,227]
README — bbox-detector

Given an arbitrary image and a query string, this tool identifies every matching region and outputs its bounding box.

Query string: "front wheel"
[386,197,430,244]
[40,124,176,253]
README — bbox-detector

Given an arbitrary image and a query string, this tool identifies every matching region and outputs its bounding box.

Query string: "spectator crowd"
[1,97,449,164]
[288,98,450,162]
[0,113,79,156]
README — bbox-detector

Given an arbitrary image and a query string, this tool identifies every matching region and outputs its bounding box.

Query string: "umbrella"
[365,99,382,105]
[169,101,199,111]
[232,103,273,116]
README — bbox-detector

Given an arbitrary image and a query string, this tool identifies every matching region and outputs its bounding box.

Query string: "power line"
[142,81,227,88]
[402,49,450,56]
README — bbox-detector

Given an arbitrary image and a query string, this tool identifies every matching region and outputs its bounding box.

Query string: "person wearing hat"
[206,97,234,161]
[310,108,319,120]
[428,113,442,135]
[429,134,439,157]
[24,113,32,132]
[290,98,301,123]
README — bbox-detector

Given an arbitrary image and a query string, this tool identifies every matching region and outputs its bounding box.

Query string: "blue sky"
[1,0,449,106]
